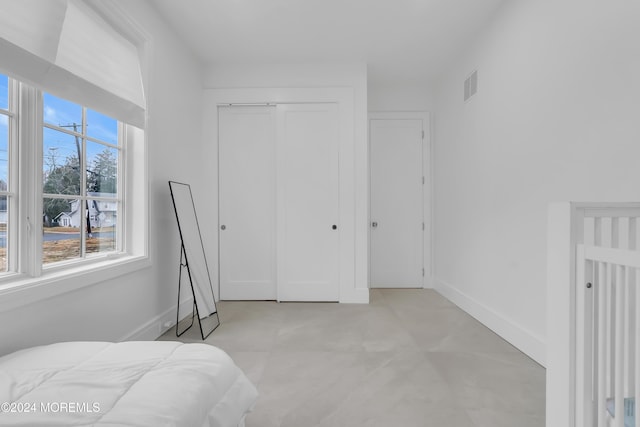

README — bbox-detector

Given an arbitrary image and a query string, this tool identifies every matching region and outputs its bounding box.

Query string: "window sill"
[0,255,151,313]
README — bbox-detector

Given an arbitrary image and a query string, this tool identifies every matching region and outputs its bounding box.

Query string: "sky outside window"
[87,108,117,145]
[0,73,8,186]
[43,93,81,128]
[43,94,119,193]
[0,74,8,272]
[44,94,117,146]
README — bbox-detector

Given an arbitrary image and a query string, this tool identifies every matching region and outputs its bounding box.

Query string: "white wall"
[201,62,369,302]
[0,1,204,355]
[368,83,434,112]
[433,0,640,365]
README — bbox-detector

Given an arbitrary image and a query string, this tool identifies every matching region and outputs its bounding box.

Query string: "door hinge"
[422,268,425,277]
[422,222,425,231]
[422,176,425,185]
[422,130,425,139]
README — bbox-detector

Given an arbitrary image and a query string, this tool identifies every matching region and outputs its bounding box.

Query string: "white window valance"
[0,0,146,128]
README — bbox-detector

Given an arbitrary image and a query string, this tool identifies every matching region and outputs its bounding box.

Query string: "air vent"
[464,70,478,102]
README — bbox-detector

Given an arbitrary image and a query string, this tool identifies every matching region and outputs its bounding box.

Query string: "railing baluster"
[608,260,615,402]
[610,261,617,398]
[595,217,603,247]
[586,258,595,426]
[629,218,638,427]
[635,266,640,427]
[626,262,634,403]
[615,265,625,427]
[598,262,607,427]
[576,244,587,427]
[631,218,638,251]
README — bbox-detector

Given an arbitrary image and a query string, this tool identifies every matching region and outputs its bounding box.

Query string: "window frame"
[41,96,124,267]
[0,77,18,274]
[0,75,149,311]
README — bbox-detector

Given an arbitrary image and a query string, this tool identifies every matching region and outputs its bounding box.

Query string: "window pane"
[0,114,7,184]
[43,128,81,196]
[43,198,81,264]
[0,74,7,110]
[86,198,117,255]
[86,142,118,196]
[87,108,118,145]
[0,195,6,272]
[41,94,122,267]
[43,93,82,128]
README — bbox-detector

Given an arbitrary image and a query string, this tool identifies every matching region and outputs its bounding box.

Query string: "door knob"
[220,225,226,230]
[372,222,378,228]
[332,225,337,230]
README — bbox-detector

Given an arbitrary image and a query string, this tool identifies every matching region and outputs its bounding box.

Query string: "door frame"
[368,111,432,288]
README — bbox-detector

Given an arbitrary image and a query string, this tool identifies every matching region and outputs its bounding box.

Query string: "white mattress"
[0,341,258,427]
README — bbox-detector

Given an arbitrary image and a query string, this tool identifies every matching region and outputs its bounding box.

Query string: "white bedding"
[0,341,258,427]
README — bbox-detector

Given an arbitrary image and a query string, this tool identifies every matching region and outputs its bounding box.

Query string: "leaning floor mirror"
[168,181,220,339]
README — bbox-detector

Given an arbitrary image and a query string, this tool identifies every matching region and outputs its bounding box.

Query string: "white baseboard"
[120,297,194,342]
[423,274,434,289]
[434,277,546,367]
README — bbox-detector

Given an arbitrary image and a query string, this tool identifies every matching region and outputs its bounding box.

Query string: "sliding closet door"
[277,104,340,301]
[218,106,276,300]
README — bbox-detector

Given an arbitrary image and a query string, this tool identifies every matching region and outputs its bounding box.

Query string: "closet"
[218,104,340,301]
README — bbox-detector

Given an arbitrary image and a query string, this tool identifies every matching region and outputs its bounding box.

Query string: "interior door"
[277,104,340,301]
[370,118,424,288]
[218,106,276,300]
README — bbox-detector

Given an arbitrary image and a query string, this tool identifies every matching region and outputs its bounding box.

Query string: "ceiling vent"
[464,70,478,102]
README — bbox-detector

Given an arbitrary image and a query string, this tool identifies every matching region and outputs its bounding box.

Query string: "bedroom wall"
[0,1,204,355]
[367,83,434,112]
[432,0,640,365]
[201,62,370,301]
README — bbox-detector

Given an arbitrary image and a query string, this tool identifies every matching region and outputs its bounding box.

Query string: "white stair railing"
[547,202,640,427]
[576,244,640,427]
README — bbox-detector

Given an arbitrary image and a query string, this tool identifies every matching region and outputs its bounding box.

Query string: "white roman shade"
[0,0,146,127]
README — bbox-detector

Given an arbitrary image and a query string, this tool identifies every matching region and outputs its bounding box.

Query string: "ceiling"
[151,0,506,87]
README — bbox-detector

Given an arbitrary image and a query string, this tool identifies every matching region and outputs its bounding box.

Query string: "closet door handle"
[332,225,337,230]
[220,225,226,230]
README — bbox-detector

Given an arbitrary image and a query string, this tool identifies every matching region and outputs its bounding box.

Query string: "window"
[0,2,148,309]
[0,72,145,284]
[0,74,11,273]
[42,93,121,264]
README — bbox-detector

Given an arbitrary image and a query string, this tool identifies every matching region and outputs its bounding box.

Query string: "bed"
[0,341,258,427]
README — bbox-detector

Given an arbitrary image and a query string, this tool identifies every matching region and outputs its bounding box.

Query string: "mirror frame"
[168,180,220,339]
